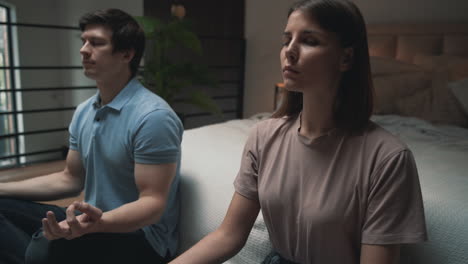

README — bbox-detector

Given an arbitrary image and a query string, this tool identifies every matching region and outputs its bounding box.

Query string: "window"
[0,3,91,169]
[0,3,21,167]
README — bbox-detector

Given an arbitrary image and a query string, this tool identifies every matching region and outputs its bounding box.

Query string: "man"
[0,8,183,264]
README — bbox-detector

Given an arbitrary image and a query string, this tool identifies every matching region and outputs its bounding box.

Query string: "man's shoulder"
[74,94,98,116]
[130,83,173,113]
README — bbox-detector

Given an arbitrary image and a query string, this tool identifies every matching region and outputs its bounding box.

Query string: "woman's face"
[280,10,349,94]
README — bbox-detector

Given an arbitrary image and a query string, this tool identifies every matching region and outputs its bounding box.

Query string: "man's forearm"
[92,195,166,233]
[0,171,83,201]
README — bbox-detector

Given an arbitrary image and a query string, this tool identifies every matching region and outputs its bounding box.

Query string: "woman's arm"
[170,192,261,264]
[360,244,400,264]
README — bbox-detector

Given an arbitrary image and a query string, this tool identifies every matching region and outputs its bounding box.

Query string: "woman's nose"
[285,42,298,63]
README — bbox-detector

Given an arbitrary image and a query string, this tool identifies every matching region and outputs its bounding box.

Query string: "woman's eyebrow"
[282,30,324,36]
[302,30,324,36]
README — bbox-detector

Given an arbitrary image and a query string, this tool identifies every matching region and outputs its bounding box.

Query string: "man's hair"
[79,8,145,78]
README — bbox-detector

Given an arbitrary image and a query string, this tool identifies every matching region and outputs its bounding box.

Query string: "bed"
[177,23,468,264]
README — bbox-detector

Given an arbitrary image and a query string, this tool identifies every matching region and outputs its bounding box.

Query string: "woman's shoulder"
[254,115,297,137]
[366,122,408,147]
[354,121,411,160]
[244,115,297,150]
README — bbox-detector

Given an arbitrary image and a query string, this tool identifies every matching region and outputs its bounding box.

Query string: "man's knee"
[25,229,50,264]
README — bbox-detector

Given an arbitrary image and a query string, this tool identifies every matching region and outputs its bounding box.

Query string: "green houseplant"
[135,8,222,116]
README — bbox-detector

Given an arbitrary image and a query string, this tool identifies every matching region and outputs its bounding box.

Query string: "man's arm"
[360,244,400,264]
[0,149,85,201]
[48,162,177,239]
[95,162,177,232]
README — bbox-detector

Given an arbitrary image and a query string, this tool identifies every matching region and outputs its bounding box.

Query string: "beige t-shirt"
[234,116,427,264]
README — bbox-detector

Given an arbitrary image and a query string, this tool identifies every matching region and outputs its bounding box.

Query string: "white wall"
[243,0,468,117]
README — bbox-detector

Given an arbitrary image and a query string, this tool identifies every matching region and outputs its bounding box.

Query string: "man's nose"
[80,42,90,56]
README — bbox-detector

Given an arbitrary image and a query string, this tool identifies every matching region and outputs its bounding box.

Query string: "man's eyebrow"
[80,36,106,41]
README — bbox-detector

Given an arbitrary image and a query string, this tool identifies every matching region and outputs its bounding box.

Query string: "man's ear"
[122,49,135,63]
[340,47,354,72]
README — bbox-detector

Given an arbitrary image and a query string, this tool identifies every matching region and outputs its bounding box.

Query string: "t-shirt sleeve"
[362,149,428,244]
[68,105,82,151]
[234,124,260,201]
[133,109,183,164]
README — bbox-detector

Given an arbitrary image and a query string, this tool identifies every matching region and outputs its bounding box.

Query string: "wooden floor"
[0,160,84,207]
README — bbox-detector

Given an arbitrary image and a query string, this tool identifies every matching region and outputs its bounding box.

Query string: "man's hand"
[42,201,102,240]
[42,211,71,240]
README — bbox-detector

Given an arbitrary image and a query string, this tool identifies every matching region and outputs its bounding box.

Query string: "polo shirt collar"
[92,78,140,112]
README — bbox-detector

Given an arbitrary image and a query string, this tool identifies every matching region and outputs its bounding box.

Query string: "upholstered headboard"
[365,23,468,127]
[367,23,468,63]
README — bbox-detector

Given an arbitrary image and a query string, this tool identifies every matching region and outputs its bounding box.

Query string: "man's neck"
[96,73,132,105]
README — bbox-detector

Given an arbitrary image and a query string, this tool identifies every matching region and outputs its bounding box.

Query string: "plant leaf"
[166,19,202,54]
[134,16,163,37]
[185,90,222,116]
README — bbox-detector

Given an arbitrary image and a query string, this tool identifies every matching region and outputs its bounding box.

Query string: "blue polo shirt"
[68,78,183,257]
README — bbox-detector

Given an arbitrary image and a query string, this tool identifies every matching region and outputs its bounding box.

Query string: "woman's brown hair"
[272,0,373,133]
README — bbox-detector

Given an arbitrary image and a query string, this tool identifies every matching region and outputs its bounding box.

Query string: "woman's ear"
[340,47,354,72]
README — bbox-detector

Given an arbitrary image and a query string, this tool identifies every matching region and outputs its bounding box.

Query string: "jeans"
[0,198,66,264]
[0,198,169,264]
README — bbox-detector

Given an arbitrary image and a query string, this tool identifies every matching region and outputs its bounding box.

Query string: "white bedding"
[178,114,468,264]
[371,115,468,264]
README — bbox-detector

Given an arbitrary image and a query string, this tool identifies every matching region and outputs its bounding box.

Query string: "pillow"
[373,71,431,114]
[370,56,424,76]
[413,54,468,81]
[396,70,468,127]
[449,78,468,116]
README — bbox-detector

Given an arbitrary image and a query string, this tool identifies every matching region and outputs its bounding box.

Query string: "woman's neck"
[299,92,336,139]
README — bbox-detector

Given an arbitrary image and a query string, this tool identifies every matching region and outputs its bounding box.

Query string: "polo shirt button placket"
[93,110,103,138]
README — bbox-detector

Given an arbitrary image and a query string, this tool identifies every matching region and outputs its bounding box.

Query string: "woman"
[171,0,427,263]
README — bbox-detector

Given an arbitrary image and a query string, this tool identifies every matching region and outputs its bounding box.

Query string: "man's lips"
[82,61,95,66]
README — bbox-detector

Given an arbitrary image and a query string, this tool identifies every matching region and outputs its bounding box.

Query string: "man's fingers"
[74,201,102,220]
[42,218,55,240]
[46,211,65,237]
[66,204,80,229]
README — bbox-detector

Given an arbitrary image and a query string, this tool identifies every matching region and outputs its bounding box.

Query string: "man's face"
[80,24,129,81]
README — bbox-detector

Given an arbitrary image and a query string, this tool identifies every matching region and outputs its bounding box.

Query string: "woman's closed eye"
[281,37,319,47]
[282,35,291,47]
[303,37,319,46]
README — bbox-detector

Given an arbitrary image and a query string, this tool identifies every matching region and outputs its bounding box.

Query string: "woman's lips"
[283,66,299,78]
